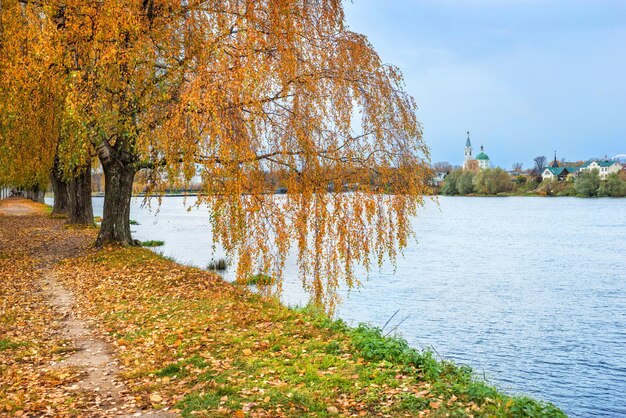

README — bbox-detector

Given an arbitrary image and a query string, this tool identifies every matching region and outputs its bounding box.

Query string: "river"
[52,195,626,417]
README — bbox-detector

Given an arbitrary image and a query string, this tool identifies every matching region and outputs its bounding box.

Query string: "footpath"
[0,198,564,417]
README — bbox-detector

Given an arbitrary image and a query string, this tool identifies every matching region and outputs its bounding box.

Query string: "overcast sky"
[344,0,626,169]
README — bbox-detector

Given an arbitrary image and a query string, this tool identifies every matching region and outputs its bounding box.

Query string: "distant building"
[542,167,570,182]
[541,154,623,182]
[549,151,560,168]
[578,159,623,180]
[463,132,491,171]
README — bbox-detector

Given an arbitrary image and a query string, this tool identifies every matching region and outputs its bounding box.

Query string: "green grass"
[141,240,164,247]
[0,339,22,351]
[243,273,275,286]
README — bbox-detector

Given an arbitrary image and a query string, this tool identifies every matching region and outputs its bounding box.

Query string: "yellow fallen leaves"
[242,348,252,356]
[429,401,441,409]
[0,214,95,416]
[326,405,339,414]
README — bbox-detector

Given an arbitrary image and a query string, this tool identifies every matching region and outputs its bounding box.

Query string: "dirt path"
[0,199,174,417]
[0,197,46,216]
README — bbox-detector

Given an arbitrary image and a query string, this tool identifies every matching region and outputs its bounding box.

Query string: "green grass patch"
[141,240,164,247]
[243,273,275,286]
[0,339,22,351]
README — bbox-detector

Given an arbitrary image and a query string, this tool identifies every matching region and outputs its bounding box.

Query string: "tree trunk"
[26,187,45,203]
[67,164,94,224]
[50,158,70,214]
[95,159,137,246]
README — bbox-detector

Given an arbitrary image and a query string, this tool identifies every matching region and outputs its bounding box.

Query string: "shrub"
[206,258,228,271]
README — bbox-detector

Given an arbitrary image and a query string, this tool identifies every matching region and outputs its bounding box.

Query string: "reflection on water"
[51,195,626,417]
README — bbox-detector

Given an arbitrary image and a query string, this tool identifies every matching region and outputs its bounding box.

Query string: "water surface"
[58,196,626,417]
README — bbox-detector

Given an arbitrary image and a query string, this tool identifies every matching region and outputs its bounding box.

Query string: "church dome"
[476,144,489,161]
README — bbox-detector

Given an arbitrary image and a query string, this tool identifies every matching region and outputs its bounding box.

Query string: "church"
[463,131,491,171]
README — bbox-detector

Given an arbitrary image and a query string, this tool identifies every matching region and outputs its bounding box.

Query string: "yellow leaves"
[242,348,252,356]
[326,405,339,414]
[429,400,441,409]
[149,393,163,404]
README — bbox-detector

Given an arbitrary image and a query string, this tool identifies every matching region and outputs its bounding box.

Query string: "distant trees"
[440,170,474,195]
[574,170,601,197]
[433,162,453,173]
[473,168,513,195]
[533,156,547,175]
[440,168,511,196]
[512,162,524,173]
[598,173,626,197]
[440,171,460,195]
[439,165,626,198]
[457,171,475,195]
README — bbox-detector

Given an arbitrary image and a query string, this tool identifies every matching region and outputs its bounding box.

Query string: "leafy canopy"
[1,0,431,310]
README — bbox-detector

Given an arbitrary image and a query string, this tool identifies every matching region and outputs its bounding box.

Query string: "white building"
[579,160,623,180]
[463,132,490,170]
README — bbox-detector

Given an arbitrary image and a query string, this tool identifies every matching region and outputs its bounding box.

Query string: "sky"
[343,0,626,169]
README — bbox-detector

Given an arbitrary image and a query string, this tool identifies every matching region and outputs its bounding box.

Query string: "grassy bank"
[0,201,565,417]
[54,249,564,417]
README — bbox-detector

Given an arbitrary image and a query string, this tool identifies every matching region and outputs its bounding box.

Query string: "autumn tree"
[9,0,430,309]
[0,1,56,203]
[0,0,94,222]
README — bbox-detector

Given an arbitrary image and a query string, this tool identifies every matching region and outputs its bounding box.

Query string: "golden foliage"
[1,0,432,309]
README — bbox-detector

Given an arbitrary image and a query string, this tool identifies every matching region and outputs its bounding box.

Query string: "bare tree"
[533,156,547,175]
[433,161,453,173]
[512,162,523,173]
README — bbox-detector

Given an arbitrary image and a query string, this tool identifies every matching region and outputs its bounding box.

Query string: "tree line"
[439,168,626,197]
[440,168,514,196]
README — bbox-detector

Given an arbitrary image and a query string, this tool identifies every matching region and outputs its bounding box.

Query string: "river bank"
[0,198,564,417]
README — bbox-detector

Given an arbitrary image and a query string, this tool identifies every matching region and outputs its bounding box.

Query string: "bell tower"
[464,131,473,169]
